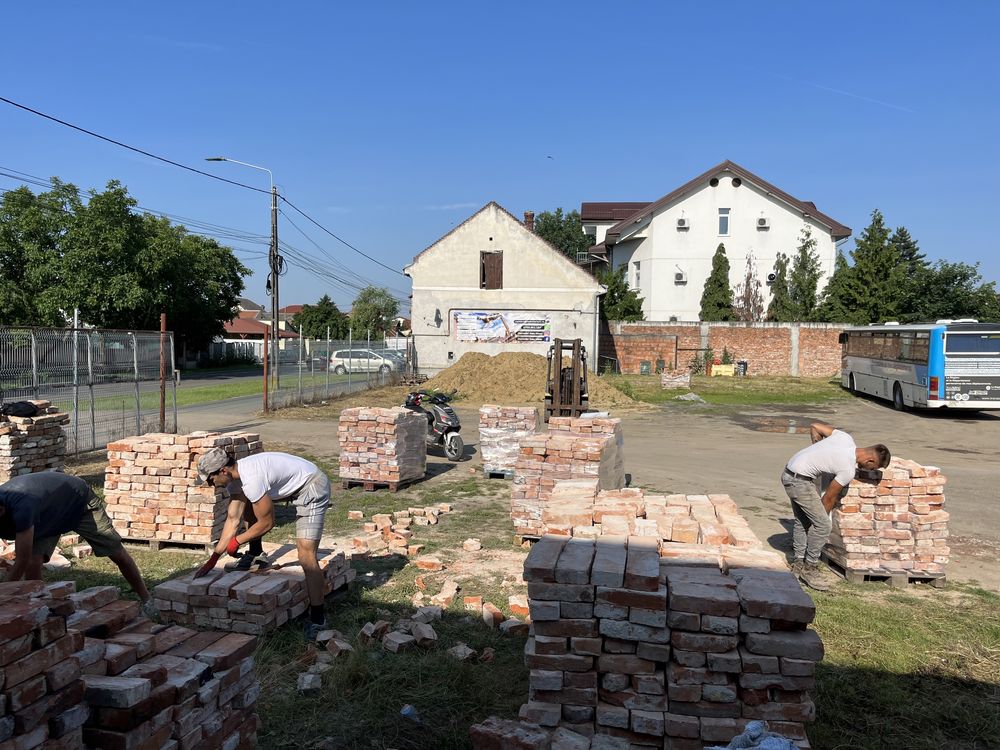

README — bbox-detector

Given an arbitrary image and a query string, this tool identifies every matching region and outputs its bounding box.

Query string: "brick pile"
[349,504,452,559]
[479,405,538,475]
[338,407,426,488]
[661,371,692,390]
[152,543,356,635]
[827,458,949,576]
[0,579,260,750]
[0,400,69,483]
[103,430,263,545]
[512,418,627,538]
[519,535,821,749]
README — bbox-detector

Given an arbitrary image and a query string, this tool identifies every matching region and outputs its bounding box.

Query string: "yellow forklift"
[543,338,590,422]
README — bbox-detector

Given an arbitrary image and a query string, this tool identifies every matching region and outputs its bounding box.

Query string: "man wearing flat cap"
[196,448,331,638]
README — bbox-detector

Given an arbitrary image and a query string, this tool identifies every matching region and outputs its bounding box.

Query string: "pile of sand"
[423,352,636,408]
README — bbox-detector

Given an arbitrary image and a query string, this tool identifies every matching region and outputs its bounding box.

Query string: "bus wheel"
[848,373,856,394]
[893,383,905,411]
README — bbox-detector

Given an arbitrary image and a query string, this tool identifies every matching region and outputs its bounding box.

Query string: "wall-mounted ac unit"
[674,271,687,284]
[756,217,770,229]
[676,217,689,229]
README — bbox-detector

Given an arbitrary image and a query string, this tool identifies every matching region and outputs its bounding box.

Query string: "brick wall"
[601,321,845,376]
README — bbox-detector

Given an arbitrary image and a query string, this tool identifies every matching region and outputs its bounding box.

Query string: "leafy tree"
[350,286,399,337]
[900,261,1000,323]
[597,266,644,322]
[293,295,350,339]
[788,226,823,321]
[732,249,765,322]
[843,209,907,324]
[766,253,796,321]
[700,244,734,321]
[816,250,855,323]
[534,208,593,260]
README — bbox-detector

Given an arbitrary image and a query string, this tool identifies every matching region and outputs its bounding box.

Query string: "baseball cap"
[196,447,230,482]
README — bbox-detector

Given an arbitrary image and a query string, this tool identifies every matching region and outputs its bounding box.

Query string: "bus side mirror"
[838,333,845,344]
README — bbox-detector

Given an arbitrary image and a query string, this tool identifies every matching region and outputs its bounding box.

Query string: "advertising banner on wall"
[453,311,551,343]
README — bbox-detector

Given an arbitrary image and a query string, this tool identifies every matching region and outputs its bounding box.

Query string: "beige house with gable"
[404,202,605,374]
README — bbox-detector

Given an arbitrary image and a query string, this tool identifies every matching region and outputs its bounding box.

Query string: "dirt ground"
[179,393,1000,592]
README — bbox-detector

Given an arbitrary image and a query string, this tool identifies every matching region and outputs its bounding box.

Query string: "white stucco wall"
[405,203,605,374]
[610,179,842,321]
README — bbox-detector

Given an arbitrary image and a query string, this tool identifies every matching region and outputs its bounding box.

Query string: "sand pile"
[423,352,636,408]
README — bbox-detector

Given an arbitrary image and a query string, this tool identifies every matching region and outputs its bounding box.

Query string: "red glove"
[226,536,242,557]
[195,552,220,578]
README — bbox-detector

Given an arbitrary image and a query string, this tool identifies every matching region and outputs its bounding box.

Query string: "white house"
[404,202,605,374]
[581,161,851,321]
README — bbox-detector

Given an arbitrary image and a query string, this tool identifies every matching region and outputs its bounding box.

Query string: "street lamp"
[205,156,281,405]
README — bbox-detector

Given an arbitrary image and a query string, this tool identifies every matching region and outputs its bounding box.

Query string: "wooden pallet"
[822,552,946,588]
[484,468,514,480]
[121,537,213,554]
[341,477,418,493]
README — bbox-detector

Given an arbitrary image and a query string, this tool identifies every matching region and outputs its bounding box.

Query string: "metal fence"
[0,326,176,454]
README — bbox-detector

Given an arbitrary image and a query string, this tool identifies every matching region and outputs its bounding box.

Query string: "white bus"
[840,321,1000,410]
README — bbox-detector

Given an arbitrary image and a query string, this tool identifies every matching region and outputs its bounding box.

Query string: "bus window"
[883,333,901,360]
[945,333,1000,355]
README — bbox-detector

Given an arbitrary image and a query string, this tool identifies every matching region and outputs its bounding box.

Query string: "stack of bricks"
[661,371,692,390]
[479,405,538,475]
[152,543,355,635]
[0,579,260,750]
[103,430,263,545]
[512,418,626,538]
[520,535,822,749]
[827,457,949,576]
[0,400,69,482]
[338,407,427,488]
[350,505,452,559]
[521,478,762,552]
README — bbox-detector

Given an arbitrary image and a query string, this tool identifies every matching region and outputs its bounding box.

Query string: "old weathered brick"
[745,629,824,661]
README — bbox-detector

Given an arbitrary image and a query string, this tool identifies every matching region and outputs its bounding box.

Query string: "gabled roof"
[279,304,304,314]
[404,201,605,291]
[603,161,851,245]
[224,317,299,338]
[238,297,264,311]
[580,202,652,222]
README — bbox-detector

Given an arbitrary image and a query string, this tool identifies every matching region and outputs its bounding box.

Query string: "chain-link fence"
[0,326,176,454]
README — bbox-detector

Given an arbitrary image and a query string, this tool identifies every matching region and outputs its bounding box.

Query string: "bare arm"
[237,495,275,543]
[810,422,835,444]
[5,527,35,582]
[214,497,247,556]
[820,479,845,513]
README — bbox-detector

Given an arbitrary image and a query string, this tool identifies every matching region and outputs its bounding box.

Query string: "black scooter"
[402,391,464,461]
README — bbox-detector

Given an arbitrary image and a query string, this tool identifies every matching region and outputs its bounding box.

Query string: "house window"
[480,251,503,290]
[718,208,730,236]
[633,261,641,289]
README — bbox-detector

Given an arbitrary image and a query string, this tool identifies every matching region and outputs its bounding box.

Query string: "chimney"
[523,210,535,232]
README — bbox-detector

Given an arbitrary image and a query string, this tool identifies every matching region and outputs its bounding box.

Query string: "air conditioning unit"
[757,217,770,229]
[674,271,687,284]
[676,217,689,229]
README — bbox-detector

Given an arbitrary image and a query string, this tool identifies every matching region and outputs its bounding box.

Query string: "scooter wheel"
[444,434,464,461]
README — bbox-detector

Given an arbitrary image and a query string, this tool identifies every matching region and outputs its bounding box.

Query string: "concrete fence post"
[790,323,800,377]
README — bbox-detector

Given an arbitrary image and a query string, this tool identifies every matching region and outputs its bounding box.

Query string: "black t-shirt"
[0,473,92,540]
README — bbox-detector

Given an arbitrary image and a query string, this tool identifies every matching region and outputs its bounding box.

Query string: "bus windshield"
[945,333,1000,355]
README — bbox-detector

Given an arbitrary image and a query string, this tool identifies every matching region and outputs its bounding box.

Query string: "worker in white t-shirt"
[781,422,891,591]
[194,449,331,638]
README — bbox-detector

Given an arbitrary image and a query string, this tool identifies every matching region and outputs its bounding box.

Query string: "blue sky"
[2,2,998,316]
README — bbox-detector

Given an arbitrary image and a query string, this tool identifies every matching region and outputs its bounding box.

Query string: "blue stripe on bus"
[928,328,945,399]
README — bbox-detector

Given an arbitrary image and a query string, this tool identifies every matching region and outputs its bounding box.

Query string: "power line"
[0,95,269,195]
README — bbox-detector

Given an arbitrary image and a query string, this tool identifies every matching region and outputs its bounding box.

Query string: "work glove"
[226,536,242,557]
[194,552,221,578]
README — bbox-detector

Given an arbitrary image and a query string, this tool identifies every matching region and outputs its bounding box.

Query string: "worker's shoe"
[224,552,271,572]
[140,598,161,622]
[304,619,328,641]
[797,562,831,592]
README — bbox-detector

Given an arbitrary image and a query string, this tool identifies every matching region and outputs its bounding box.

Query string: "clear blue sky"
[3,1,998,317]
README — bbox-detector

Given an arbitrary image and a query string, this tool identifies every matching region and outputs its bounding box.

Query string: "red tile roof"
[279,305,304,314]
[580,202,652,222]
[224,318,299,338]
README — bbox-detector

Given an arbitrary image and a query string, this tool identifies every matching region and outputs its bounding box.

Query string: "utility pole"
[270,184,280,394]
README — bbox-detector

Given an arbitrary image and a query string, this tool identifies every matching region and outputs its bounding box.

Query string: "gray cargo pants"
[781,468,831,565]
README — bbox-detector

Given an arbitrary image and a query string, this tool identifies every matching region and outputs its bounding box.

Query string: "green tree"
[788,226,823,320]
[350,286,399,337]
[844,209,906,324]
[700,244,734,321]
[293,295,350,339]
[597,266,644,322]
[816,249,855,323]
[890,226,925,276]
[732,249,765,322]
[533,208,592,260]
[900,261,1000,323]
[766,253,796,321]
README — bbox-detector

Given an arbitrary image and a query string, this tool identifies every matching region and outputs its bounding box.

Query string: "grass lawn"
[56,460,1000,750]
[602,373,852,406]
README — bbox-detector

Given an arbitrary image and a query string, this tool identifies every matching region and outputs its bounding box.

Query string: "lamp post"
[206,157,280,400]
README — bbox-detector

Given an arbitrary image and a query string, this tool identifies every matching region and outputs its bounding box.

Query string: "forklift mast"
[544,337,590,422]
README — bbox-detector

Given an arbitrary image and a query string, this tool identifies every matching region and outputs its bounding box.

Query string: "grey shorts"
[287,470,330,542]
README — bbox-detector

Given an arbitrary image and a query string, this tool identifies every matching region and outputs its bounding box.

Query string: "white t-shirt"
[786,429,858,486]
[236,452,318,503]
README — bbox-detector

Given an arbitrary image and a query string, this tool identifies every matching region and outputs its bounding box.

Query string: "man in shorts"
[781,421,891,591]
[0,472,157,618]
[195,448,331,638]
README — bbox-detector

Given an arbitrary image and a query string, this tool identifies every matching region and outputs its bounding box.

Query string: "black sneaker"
[224,553,272,572]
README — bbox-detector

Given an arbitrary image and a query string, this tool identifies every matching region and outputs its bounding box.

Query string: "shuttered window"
[480,251,503,290]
